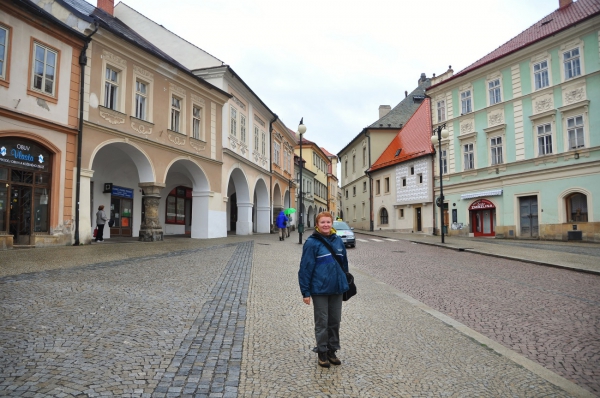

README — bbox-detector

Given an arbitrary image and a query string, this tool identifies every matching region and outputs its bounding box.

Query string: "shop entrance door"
[415,207,422,232]
[110,197,133,237]
[519,196,539,238]
[9,185,32,245]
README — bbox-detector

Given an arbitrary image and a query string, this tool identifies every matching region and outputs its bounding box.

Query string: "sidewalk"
[354,229,600,275]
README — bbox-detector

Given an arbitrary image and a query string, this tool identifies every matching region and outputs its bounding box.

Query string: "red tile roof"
[429,0,600,89]
[320,147,335,158]
[369,98,434,172]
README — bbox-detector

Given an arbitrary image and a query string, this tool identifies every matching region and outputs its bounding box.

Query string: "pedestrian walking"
[298,211,349,368]
[276,210,287,241]
[286,214,291,238]
[95,205,108,242]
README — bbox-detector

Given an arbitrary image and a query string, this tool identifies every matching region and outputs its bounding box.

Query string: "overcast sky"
[91,0,558,155]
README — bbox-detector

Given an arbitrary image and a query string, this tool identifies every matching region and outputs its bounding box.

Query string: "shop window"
[566,193,588,222]
[380,208,388,225]
[166,186,191,225]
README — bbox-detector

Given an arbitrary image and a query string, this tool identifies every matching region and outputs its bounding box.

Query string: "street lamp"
[431,123,448,243]
[298,118,307,244]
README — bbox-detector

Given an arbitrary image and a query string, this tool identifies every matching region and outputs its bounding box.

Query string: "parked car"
[333,221,355,248]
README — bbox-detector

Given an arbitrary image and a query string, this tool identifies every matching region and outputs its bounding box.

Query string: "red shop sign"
[469,199,495,210]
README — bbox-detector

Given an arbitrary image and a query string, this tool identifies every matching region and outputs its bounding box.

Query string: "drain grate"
[392,250,405,253]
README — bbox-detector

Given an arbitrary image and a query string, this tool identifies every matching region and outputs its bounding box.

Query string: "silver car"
[334,221,356,248]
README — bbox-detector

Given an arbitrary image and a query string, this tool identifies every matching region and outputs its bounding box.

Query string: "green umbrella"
[284,208,296,216]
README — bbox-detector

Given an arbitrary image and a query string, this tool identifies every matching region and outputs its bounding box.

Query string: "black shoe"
[318,351,330,368]
[327,350,341,365]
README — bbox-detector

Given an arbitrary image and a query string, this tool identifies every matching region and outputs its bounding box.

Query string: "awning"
[461,189,503,200]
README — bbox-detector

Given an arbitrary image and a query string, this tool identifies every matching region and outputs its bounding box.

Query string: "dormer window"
[394,149,402,157]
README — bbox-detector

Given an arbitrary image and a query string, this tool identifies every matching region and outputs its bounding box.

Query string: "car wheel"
[351,244,355,248]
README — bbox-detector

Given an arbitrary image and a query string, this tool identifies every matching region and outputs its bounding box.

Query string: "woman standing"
[298,211,349,368]
[95,205,108,242]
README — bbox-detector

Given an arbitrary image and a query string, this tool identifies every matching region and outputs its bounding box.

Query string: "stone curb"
[355,269,596,398]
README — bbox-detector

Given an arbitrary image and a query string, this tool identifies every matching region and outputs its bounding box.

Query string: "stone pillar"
[80,169,94,244]
[256,205,271,233]
[138,183,165,242]
[236,202,253,235]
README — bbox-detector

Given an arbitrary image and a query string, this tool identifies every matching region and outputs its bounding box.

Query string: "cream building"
[295,136,331,227]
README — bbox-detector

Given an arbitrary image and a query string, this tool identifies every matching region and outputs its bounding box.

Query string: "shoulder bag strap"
[311,234,344,270]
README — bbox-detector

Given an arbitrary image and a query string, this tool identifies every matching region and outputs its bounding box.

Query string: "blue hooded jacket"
[276,211,287,228]
[298,230,349,297]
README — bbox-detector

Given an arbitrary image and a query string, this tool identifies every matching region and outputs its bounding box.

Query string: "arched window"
[566,193,588,222]
[380,208,389,225]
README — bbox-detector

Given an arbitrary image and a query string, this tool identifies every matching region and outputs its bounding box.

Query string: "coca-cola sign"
[469,199,495,210]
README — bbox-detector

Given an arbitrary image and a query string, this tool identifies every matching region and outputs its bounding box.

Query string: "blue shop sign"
[112,186,134,198]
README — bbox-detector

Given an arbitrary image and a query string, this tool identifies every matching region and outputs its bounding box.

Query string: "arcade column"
[138,182,165,242]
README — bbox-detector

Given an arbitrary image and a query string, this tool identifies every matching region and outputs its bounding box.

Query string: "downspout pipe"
[74,22,98,246]
[269,115,278,232]
[431,153,437,235]
[365,130,373,231]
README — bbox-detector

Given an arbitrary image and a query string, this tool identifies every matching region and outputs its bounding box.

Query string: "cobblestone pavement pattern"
[0,234,584,397]
[351,233,600,396]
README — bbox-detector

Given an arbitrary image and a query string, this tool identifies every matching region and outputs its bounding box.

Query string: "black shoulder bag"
[312,234,357,301]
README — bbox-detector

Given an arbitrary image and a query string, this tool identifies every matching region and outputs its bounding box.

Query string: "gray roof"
[368,76,431,129]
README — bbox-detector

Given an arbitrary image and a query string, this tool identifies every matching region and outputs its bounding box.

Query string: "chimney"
[559,0,572,8]
[379,105,391,119]
[98,0,114,15]
[419,72,427,82]
[405,91,408,98]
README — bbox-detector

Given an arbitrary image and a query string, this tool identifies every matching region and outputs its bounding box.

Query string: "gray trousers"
[312,294,343,353]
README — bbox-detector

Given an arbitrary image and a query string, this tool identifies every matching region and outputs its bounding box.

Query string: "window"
[362,203,365,218]
[410,166,414,175]
[534,60,549,90]
[102,67,120,109]
[402,178,406,187]
[461,90,472,114]
[490,136,503,165]
[488,79,501,105]
[353,186,356,196]
[274,142,281,166]
[352,155,356,173]
[254,127,259,151]
[261,131,266,155]
[418,174,423,184]
[563,48,581,80]
[363,147,366,166]
[240,115,246,143]
[375,180,380,195]
[567,115,584,149]
[32,42,57,96]
[537,124,552,156]
[437,100,446,122]
[192,105,202,140]
[363,181,367,192]
[166,186,191,225]
[463,143,474,170]
[345,189,348,199]
[441,149,448,174]
[170,96,181,133]
[380,208,388,225]
[230,107,237,136]
[399,208,404,219]
[0,25,9,81]
[135,80,147,120]
[566,193,588,222]
[345,161,348,177]
[384,177,389,193]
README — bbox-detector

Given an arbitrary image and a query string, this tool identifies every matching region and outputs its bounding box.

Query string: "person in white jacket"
[95,205,108,242]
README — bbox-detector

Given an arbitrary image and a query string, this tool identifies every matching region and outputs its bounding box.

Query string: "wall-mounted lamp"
[574,153,580,159]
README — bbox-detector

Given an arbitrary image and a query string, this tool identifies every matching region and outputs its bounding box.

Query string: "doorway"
[469,199,496,237]
[229,192,237,232]
[9,185,32,245]
[519,196,539,238]
[110,196,133,237]
[415,207,422,232]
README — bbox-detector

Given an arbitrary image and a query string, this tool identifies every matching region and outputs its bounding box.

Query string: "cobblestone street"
[0,234,596,397]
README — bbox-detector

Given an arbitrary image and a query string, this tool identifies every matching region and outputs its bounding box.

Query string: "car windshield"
[333,221,351,231]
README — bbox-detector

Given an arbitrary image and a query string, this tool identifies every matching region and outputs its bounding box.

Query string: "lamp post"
[298,118,307,244]
[431,123,448,243]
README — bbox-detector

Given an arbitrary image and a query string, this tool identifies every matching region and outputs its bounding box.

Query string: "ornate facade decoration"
[229,135,238,149]
[535,98,553,113]
[231,95,246,110]
[168,132,186,146]
[131,121,152,135]
[169,83,186,97]
[460,119,474,135]
[254,115,265,128]
[488,110,504,126]
[189,139,206,153]
[102,50,127,68]
[191,94,205,106]
[273,131,283,141]
[133,65,153,80]
[100,109,125,125]
[253,151,259,162]
[564,87,585,104]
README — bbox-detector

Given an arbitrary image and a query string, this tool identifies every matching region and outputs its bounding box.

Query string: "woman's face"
[317,216,332,235]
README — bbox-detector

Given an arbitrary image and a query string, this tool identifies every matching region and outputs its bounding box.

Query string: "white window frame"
[566,115,585,150]
[537,123,553,156]
[463,143,475,170]
[254,126,259,151]
[490,136,503,165]
[0,24,10,83]
[563,47,581,80]
[100,54,127,113]
[192,104,203,140]
[437,99,446,123]
[440,149,448,175]
[134,80,148,121]
[32,41,58,97]
[488,78,502,106]
[460,89,472,115]
[131,67,154,123]
[261,131,266,156]
[274,141,281,166]
[533,60,550,90]
[170,95,183,133]
[240,114,246,143]
[230,106,237,137]
[560,40,585,83]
